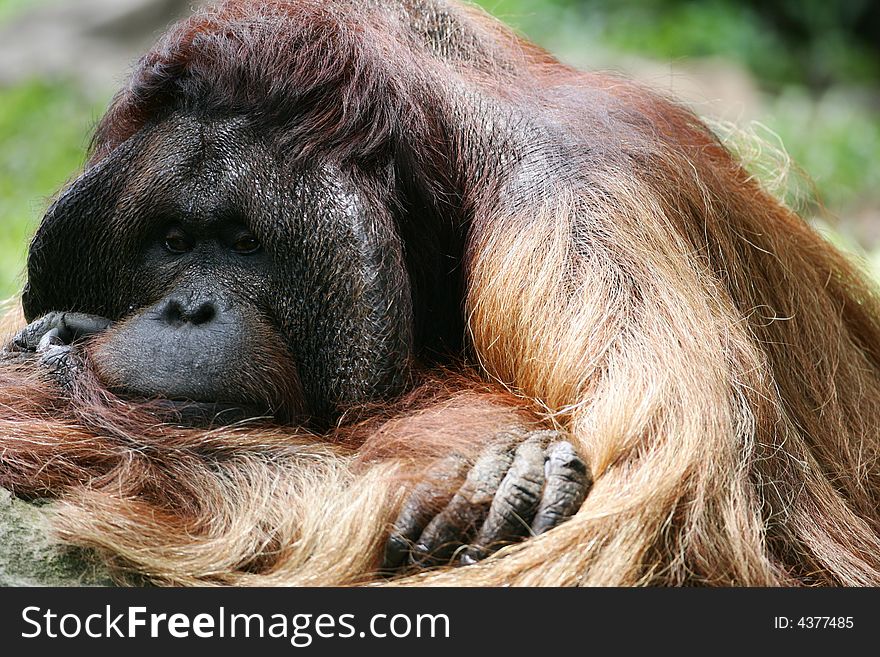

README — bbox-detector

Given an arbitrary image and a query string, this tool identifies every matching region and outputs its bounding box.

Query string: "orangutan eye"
[163,227,193,254]
[231,232,261,254]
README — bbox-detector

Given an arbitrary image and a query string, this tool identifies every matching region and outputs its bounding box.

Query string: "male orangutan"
[2,0,879,586]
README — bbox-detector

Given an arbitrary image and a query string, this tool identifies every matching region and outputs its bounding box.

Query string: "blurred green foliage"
[0,0,878,299]
[0,0,55,22]
[0,80,101,299]
[477,0,880,88]
[769,89,880,214]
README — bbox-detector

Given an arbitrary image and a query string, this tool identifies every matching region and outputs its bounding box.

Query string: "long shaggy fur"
[2,0,880,586]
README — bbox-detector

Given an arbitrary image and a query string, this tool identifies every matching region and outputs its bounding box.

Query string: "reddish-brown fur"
[2,0,880,586]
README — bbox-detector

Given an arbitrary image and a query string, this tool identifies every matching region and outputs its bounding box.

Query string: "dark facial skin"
[21,115,414,423]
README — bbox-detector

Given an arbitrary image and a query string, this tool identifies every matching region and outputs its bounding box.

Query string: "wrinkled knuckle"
[508,478,541,504]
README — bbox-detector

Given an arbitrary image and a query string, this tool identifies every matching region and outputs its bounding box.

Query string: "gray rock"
[0,487,112,586]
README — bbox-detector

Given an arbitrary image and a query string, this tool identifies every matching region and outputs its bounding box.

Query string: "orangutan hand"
[383,428,591,572]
